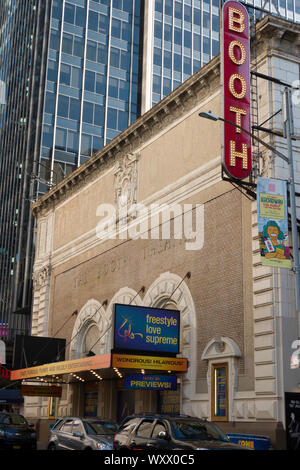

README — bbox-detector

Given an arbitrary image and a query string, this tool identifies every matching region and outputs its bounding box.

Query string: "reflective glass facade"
[0,0,298,339]
[39,0,143,191]
[151,0,299,107]
[152,0,220,106]
[0,0,47,334]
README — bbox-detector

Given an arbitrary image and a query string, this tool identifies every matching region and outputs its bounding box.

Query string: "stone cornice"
[255,14,300,54]
[31,55,221,218]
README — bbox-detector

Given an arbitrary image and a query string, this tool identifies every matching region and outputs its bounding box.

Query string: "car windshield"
[170,420,229,442]
[0,413,28,426]
[84,421,118,436]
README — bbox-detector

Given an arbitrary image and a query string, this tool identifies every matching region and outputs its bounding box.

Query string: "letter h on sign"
[222,1,251,180]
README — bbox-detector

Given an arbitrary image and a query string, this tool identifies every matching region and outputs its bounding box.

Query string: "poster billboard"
[257,177,291,269]
[114,304,180,355]
[285,393,300,450]
[124,374,177,391]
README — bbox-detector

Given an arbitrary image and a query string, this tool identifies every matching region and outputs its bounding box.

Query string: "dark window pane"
[174,28,182,45]
[107,107,117,129]
[153,75,161,94]
[184,30,192,48]
[184,5,192,22]
[203,37,210,54]
[67,130,78,153]
[164,50,172,69]
[113,0,122,9]
[175,2,182,19]
[98,43,107,64]
[112,18,121,38]
[60,63,71,85]
[45,92,56,114]
[42,125,53,147]
[52,0,62,20]
[83,101,94,123]
[71,67,82,88]
[62,33,73,54]
[55,128,67,150]
[123,0,132,13]
[212,15,219,32]
[194,8,201,26]
[85,70,95,92]
[75,6,86,27]
[163,77,171,96]
[95,74,106,94]
[164,24,172,42]
[184,56,191,75]
[50,29,60,50]
[108,77,118,98]
[87,41,97,61]
[120,50,130,70]
[47,60,58,82]
[81,133,92,156]
[154,21,162,39]
[212,40,219,56]
[203,12,210,28]
[93,136,103,153]
[121,22,131,41]
[69,98,81,120]
[89,10,98,31]
[165,0,172,16]
[193,59,200,73]
[194,34,201,52]
[110,47,120,67]
[99,14,109,34]
[64,2,75,24]
[119,80,128,101]
[73,36,84,57]
[57,94,69,117]
[118,111,128,131]
[155,0,163,13]
[94,105,104,126]
[174,54,182,72]
[154,47,161,66]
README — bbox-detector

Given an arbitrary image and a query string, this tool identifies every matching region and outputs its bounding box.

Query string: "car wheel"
[48,443,56,450]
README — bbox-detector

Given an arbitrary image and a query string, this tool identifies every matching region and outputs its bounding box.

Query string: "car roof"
[121,414,207,422]
[55,416,117,422]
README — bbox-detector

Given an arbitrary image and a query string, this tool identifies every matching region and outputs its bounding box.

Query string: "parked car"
[0,412,37,450]
[113,414,249,450]
[47,417,119,450]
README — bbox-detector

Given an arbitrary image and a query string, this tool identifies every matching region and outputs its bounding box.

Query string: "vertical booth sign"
[222,1,251,180]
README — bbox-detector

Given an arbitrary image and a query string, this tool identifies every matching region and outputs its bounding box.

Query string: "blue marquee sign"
[114,304,180,355]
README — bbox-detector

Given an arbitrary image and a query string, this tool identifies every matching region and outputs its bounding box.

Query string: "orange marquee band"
[10,354,112,380]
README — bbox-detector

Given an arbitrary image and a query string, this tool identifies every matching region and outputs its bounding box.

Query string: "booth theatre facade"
[11,14,300,449]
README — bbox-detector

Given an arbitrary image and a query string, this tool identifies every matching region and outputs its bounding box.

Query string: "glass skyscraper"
[0,0,299,345]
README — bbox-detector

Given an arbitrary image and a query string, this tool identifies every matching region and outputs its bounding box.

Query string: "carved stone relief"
[114,152,140,222]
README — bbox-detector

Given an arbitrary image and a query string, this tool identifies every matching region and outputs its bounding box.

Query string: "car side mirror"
[158,431,170,440]
[73,431,84,439]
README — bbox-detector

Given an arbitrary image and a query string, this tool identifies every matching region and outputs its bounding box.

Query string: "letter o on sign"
[229,73,247,99]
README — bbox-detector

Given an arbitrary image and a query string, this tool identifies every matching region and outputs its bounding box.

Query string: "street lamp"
[199,101,300,340]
